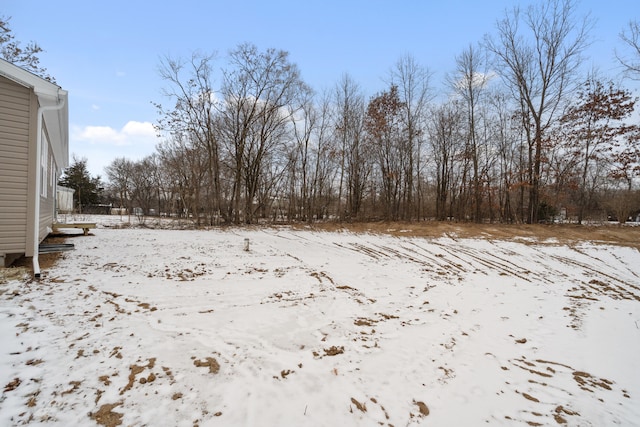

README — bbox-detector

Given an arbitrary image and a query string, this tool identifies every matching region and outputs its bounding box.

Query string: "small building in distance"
[56,186,75,214]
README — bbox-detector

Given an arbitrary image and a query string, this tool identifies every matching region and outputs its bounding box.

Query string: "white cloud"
[73,121,157,147]
[116,70,126,77]
[69,121,160,177]
[77,125,123,144]
[91,104,100,111]
[121,121,157,137]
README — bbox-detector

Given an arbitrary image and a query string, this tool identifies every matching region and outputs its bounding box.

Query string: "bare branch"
[616,20,640,80]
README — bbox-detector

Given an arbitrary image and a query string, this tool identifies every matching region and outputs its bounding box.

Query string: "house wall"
[38,121,56,241]
[0,75,30,259]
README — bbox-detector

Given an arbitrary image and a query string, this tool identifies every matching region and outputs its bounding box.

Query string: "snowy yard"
[1,218,639,426]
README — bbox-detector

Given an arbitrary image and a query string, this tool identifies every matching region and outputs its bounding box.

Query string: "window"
[50,155,56,192]
[40,129,48,198]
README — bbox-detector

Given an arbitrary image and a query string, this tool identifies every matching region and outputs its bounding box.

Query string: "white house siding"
[0,76,30,257]
[38,124,56,241]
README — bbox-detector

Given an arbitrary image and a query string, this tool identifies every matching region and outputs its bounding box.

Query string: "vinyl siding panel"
[0,120,29,135]
[0,76,29,255]
[0,191,28,202]
[0,142,29,158]
[0,217,27,226]
[39,196,55,239]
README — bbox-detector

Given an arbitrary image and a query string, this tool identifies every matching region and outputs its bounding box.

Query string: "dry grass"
[3,222,638,280]
[291,221,640,249]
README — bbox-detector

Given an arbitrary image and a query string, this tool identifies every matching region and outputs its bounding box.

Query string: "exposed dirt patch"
[122,298,158,312]
[162,366,175,383]
[136,302,158,311]
[280,369,294,379]
[324,346,345,356]
[573,371,613,392]
[121,365,145,395]
[350,397,367,412]
[554,405,580,424]
[26,391,38,407]
[505,357,626,424]
[414,400,429,416]
[120,358,156,395]
[378,312,399,320]
[61,380,82,396]
[109,347,123,359]
[0,266,30,283]
[437,366,456,384]
[193,357,220,374]
[91,402,124,427]
[310,270,336,286]
[4,377,21,392]
[354,317,376,326]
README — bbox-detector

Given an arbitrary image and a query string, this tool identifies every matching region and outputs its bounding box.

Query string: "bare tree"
[310,89,339,220]
[129,156,161,219]
[388,54,432,219]
[605,189,640,224]
[428,101,465,220]
[617,20,640,80]
[288,88,318,221]
[105,157,134,214]
[485,0,592,223]
[219,43,307,224]
[157,133,209,224]
[155,52,222,224]
[449,44,491,222]
[334,74,368,220]
[486,91,519,222]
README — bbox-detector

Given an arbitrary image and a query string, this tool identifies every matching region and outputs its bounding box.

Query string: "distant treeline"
[83,2,640,225]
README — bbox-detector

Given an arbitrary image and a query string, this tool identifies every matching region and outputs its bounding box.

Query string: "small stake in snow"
[244,238,250,252]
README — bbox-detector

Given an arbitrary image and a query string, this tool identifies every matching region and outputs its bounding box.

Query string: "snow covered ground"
[1,216,639,426]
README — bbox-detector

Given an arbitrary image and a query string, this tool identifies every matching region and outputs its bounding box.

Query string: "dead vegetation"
[3,235,69,274]
[2,222,637,278]
[291,221,640,249]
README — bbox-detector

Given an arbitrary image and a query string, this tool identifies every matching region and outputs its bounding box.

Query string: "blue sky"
[3,0,639,178]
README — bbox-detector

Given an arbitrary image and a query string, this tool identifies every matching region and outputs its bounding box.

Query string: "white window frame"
[40,129,49,198]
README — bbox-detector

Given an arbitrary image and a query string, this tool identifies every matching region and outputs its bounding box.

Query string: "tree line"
[88,1,640,224]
